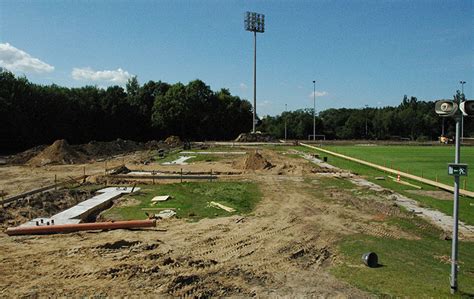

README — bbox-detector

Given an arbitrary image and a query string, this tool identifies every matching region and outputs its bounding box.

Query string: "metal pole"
[450,116,461,294]
[284,104,287,141]
[365,104,368,138]
[313,80,316,141]
[253,31,257,134]
[442,118,445,136]
[460,81,466,141]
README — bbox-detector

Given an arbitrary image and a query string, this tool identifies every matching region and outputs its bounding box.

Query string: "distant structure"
[244,11,265,133]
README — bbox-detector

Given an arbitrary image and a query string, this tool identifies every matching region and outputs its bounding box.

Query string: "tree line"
[260,94,472,141]
[0,69,471,152]
[0,69,252,152]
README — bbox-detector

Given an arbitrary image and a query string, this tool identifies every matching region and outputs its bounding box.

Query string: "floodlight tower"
[245,11,265,133]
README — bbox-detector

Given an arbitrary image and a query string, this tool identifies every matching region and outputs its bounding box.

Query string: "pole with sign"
[435,90,472,294]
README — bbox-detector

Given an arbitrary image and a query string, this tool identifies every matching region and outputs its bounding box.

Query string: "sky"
[1,0,472,116]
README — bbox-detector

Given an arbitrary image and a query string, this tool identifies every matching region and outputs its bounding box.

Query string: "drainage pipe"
[5,219,156,236]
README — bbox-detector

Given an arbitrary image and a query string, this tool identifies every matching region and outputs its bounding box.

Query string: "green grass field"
[324,145,474,192]
[291,145,474,226]
[102,181,261,221]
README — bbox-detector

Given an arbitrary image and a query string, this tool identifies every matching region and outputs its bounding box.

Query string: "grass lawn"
[303,174,474,297]
[293,145,474,226]
[324,145,474,192]
[102,181,261,221]
[333,230,474,297]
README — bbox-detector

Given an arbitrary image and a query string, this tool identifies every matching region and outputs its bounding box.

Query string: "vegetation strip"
[300,143,474,198]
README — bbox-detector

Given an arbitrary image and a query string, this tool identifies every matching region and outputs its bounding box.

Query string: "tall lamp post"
[365,104,369,138]
[460,81,466,140]
[244,11,265,134]
[313,80,316,141]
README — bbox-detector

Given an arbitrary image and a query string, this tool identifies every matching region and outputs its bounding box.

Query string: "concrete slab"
[21,187,140,227]
[162,156,195,165]
[180,151,246,155]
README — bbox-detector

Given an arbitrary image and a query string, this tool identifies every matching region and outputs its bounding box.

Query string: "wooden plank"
[300,143,474,198]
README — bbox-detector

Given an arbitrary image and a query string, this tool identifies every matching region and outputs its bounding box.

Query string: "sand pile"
[28,139,87,166]
[243,150,273,170]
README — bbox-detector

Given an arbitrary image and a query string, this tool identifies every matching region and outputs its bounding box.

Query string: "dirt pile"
[0,189,93,229]
[28,140,87,166]
[243,150,273,170]
[7,145,47,164]
[76,139,142,158]
[235,132,274,142]
[165,135,182,147]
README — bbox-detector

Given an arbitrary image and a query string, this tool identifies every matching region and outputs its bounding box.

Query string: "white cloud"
[72,67,132,84]
[308,91,328,98]
[239,82,248,91]
[0,43,54,73]
[257,100,271,107]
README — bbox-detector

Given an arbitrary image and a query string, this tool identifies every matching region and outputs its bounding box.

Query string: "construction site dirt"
[0,144,465,297]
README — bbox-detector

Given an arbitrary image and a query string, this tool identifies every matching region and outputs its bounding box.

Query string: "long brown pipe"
[5,219,156,236]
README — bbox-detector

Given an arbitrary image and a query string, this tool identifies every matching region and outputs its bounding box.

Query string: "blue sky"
[1,0,472,116]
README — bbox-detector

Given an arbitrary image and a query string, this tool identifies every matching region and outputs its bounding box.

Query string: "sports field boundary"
[300,143,474,198]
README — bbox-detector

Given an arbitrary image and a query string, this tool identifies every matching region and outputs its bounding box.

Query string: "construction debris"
[156,209,177,219]
[209,201,236,212]
[151,195,171,203]
[234,132,274,142]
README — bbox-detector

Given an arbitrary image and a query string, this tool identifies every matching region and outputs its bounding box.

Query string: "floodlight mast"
[245,11,265,133]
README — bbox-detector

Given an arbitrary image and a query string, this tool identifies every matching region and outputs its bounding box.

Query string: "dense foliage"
[259,94,472,141]
[0,70,252,152]
[1,69,471,152]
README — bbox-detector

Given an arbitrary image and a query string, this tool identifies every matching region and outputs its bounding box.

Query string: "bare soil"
[0,189,94,229]
[0,147,427,297]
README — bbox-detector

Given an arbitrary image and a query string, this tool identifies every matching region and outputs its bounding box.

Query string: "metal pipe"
[6,220,156,236]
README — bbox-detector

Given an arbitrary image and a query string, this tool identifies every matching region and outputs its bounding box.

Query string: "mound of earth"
[76,139,142,158]
[243,150,273,170]
[235,132,274,142]
[165,136,182,147]
[7,145,47,164]
[28,140,87,166]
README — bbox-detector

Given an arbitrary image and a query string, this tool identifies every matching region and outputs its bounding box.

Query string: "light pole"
[284,104,287,141]
[365,104,369,138]
[460,81,466,140]
[313,80,316,141]
[244,11,265,134]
